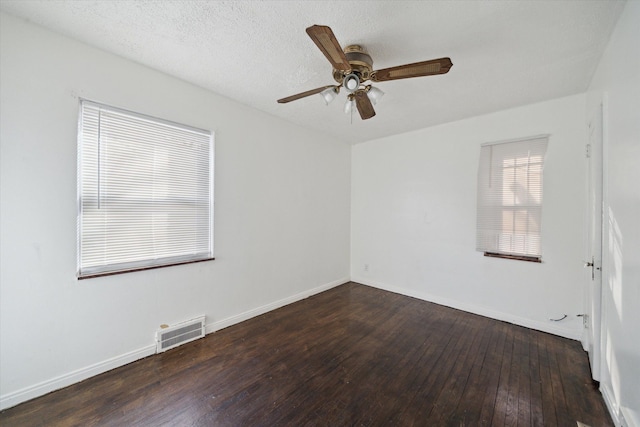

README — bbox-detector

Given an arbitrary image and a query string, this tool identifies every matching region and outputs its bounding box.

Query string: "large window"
[77,100,214,278]
[476,135,549,262]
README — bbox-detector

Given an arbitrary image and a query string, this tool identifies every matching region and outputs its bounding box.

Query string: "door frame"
[583,95,608,382]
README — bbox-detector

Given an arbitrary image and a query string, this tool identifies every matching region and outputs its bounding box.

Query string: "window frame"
[77,99,214,279]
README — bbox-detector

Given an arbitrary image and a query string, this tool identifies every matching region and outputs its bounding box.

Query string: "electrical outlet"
[364,264,369,272]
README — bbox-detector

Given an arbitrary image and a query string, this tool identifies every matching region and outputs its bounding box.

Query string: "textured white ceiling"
[0,0,625,143]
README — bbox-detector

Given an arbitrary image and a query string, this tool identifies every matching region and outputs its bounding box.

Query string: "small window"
[476,135,549,262]
[77,100,214,278]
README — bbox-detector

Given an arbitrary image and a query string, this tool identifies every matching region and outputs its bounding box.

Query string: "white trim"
[620,405,639,427]
[601,383,622,426]
[352,277,582,340]
[599,92,610,386]
[205,277,349,334]
[0,345,156,411]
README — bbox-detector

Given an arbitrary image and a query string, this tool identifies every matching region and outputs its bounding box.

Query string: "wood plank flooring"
[0,282,613,426]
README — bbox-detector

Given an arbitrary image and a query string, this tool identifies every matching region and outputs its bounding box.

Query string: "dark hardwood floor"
[1,282,612,426]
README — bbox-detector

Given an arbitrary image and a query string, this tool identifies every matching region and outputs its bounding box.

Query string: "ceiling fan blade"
[306,25,351,72]
[277,85,336,104]
[354,90,376,120]
[372,57,453,82]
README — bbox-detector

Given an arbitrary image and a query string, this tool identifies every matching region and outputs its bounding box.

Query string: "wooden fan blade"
[306,25,351,72]
[277,85,336,104]
[372,57,453,82]
[354,90,376,120]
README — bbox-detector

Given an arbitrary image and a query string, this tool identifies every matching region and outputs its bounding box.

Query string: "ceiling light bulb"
[320,87,338,105]
[344,98,355,114]
[367,86,385,105]
[343,73,360,93]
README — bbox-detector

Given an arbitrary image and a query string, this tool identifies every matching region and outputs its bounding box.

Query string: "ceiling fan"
[277,25,453,120]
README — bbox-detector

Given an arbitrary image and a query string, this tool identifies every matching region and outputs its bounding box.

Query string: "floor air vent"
[156,316,205,353]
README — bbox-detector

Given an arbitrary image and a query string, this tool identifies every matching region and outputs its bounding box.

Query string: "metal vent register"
[156,316,205,353]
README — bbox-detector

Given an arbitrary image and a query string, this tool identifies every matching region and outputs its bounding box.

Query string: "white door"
[584,102,604,381]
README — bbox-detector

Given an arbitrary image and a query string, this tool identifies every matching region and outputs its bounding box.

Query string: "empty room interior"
[0,1,638,426]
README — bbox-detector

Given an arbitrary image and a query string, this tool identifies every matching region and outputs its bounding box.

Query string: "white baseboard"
[0,345,156,411]
[620,405,639,427]
[352,277,582,341]
[598,383,639,427]
[601,383,622,426]
[0,277,349,411]
[205,277,349,334]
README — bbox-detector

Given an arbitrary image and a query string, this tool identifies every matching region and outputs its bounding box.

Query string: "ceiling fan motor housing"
[333,45,373,83]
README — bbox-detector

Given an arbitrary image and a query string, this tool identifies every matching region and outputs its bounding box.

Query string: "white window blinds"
[77,100,213,278]
[476,135,549,260]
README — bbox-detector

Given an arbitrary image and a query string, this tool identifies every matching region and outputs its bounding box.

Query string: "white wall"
[351,94,588,340]
[0,13,350,409]
[586,2,640,426]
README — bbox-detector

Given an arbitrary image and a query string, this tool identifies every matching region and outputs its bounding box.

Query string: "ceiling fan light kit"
[366,85,384,105]
[344,95,355,114]
[278,25,453,121]
[320,86,339,105]
[343,73,360,93]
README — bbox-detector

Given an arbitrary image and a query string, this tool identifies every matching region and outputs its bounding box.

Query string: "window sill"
[484,252,541,263]
[78,257,215,280]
